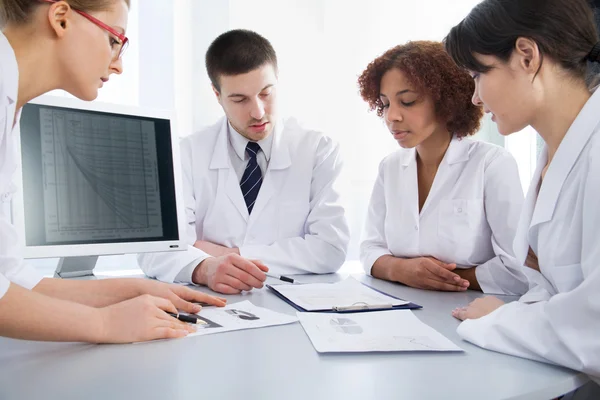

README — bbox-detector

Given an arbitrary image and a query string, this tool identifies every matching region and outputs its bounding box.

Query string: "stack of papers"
[298,310,463,353]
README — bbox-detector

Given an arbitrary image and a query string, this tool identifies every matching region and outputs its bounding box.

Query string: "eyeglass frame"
[39,0,129,59]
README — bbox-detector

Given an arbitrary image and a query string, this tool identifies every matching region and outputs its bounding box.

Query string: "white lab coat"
[457,88,600,385]
[138,117,350,283]
[0,32,44,298]
[360,136,528,295]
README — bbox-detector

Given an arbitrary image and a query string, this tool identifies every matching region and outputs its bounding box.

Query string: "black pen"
[166,312,206,325]
[265,272,301,284]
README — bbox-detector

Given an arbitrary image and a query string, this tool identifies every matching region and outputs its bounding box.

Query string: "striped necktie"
[240,141,263,214]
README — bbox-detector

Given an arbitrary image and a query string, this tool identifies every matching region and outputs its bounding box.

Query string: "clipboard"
[266,280,422,313]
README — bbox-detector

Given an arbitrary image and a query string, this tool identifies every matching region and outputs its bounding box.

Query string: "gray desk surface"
[0,273,588,400]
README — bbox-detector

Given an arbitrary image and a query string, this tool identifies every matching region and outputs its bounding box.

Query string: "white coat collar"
[210,116,291,171]
[399,135,470,167]
[228,120,274,162]
[530,88,600,227]
[0,32,18,106]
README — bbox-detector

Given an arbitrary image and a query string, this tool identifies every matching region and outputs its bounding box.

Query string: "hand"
[393,257,470,291]
[194,240,240,257]
[97,295,196,343]
[192,254,269,294]
[134,279,227,313]
[452,296,505,321]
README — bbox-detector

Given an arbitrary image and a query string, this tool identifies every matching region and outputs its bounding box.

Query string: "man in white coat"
[139,29,350,294]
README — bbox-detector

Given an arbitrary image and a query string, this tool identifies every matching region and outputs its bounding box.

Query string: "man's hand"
[133,279,227,313]
[194,240,239,257]
[391,257,470,291]
[452,296,505,321]
[192,254,269,294]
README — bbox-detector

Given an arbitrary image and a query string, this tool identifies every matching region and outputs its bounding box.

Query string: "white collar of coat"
[0,32,19,106]
[399,135,470,167]
[529,87,600,227]
[210,116,291,170]
[227,120,274,162]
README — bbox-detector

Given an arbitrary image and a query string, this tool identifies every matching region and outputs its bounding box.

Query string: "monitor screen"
[16,98,184,258]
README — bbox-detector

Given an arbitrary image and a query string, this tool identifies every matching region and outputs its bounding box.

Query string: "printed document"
[298,310,463,353]
[187,300,298,338]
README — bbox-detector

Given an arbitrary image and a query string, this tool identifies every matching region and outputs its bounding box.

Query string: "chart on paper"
[39,108,164,242]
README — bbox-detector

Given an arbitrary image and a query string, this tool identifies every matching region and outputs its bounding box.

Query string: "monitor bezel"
[12,95,187,259]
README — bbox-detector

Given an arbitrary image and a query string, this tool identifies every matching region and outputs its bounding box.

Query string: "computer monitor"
[12,95,187,278]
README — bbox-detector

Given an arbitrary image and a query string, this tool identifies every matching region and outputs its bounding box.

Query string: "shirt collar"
[228,120,274,161]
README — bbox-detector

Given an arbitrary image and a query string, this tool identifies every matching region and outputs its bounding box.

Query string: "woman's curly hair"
[358,41,483,138]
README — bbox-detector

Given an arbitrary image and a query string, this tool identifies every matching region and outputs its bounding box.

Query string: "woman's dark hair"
[444,0,600,84]
[358,41,483,138]
[206,29,278,92]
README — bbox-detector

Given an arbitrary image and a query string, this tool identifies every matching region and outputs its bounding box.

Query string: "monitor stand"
[54,256,99,279]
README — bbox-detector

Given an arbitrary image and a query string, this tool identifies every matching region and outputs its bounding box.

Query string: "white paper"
[186,300,298,337]
[297,310,463,353]
[271,277,409,311]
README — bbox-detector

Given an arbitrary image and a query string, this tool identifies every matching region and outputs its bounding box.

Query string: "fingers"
[423,262,468,288]
[226,265,265,289]
[153,327,192,340]
[214,283,242,295]
[221,274,253,292]
[452,307,468,320]
[148,295,179,314]
[227,255,268,282]
[427,257,457,271]
[423,278,467,292]
[168,293,201,314]
[171,287,227,312]
[250,259,269,272]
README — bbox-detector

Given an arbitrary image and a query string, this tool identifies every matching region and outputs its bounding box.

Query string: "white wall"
[41,1,541,270]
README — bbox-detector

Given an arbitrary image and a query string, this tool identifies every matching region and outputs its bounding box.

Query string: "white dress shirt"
[360,137,529,295]
[227,121,273,180]
[0,32,44,299]
[457,88,600,385]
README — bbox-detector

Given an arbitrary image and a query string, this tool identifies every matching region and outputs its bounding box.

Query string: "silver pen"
[333,303,394,312]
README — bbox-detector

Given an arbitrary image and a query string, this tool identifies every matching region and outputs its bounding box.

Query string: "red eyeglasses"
[40,0,129,60]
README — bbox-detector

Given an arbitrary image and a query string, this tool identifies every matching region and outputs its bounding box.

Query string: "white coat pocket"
[549,263,584,293]
[438,199,484,260]
[278,202,309,238]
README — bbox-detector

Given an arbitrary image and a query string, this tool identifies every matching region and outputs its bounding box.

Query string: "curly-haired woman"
[358,41,528,295]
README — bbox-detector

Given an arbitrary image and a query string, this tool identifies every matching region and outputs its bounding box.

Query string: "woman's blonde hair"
[0,0,130,27]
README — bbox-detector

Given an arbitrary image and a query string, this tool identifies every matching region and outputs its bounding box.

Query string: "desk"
[0,273,588,400]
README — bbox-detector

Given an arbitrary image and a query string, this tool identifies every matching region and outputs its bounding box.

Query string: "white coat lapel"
[399,148,419,222]
[209,118,248,221]
[247,120,291,224]
[513,150,546,265]
[420,137,469,216]
[530,89,600,228]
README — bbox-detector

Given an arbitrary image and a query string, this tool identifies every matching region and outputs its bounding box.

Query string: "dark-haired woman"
[446,0,600,385]
[358,41,528,295]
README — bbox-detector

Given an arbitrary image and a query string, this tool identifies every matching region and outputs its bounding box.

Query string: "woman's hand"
[452,296,505,321]
[133,279,227,314]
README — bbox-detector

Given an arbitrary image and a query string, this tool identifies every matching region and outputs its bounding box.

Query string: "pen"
[166,312,207,325]
[333,303,394,312]
[265,272,298,284]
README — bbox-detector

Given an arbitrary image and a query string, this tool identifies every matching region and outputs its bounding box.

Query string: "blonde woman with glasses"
[0,0,228,344]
